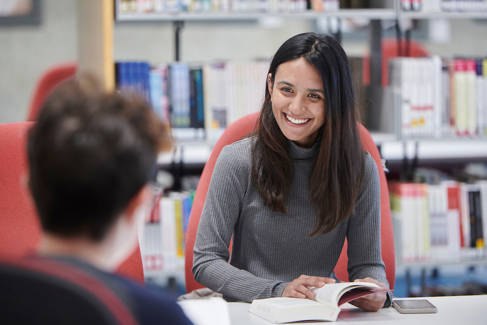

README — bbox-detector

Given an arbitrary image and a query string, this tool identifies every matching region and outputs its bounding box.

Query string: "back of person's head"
[27,74,171,242]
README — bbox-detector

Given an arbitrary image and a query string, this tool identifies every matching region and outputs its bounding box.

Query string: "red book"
[446,183,464,247]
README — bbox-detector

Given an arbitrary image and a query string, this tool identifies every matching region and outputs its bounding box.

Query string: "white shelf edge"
[381,139,487,161]
[115,9,396,22]
[399,11,487,19]
[397,255,487,269]
[157,137,487,165]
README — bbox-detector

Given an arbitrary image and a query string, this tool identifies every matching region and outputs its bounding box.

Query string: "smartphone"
[392,299,437,314]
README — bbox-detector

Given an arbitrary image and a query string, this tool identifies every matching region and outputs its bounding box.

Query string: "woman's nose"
[288,94,306,114]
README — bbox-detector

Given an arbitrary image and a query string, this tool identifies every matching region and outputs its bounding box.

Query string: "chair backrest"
[0,256,138,325]
[0,122,144,282]
[185,112,395,292]
[26,62,77,121]
[362,38,429,86]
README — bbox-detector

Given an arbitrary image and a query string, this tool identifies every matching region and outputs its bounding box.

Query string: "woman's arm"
[192,143,288,302]
[346,153,389,310]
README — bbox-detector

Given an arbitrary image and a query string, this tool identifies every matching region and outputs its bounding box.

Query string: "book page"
[313,282,380,306]
[260,297,322,308]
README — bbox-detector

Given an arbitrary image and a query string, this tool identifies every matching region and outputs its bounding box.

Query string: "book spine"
[454,58,468,135]
[446,183,465,247]
[465,59,478,135]
[483,59,487,135]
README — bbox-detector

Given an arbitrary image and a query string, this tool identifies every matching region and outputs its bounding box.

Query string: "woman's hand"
[282,275,336,299]
[349,277,388,312]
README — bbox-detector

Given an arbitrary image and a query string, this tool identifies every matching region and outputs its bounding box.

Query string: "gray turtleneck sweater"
[193,137,387,302]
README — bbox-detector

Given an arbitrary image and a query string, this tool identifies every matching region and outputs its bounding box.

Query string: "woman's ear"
[267,73,273,95]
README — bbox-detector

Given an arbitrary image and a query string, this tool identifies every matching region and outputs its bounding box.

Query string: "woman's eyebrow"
[307,88,325,95]
[277,81,294,87]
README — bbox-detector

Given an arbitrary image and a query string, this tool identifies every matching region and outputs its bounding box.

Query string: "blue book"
[169,63,191,128]
[190,67,205,129]
[149,69,164,120]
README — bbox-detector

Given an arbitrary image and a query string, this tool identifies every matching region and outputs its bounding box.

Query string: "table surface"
[228,295,487,325]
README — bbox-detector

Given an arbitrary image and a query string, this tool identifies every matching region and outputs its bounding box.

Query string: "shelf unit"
[107,0,487,168]
[157,135,487,166]
[398,11,487,20]
[115,9,397,21]
[79,1,487,285]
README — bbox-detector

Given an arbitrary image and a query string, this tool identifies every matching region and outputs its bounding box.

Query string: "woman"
[193,33,389,311]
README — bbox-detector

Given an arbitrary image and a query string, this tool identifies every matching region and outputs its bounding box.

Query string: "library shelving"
[114,9,397,22]
[399,11,487,19]
[79,0,487,292]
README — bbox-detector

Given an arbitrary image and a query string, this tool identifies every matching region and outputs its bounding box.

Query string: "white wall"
[114,20,312,63]
[0,0,77,123]
[0,0,486,123]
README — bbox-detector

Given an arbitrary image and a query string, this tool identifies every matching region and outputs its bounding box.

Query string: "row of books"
[116,60,269,143]
[140,191,194,282]
[118,0,339,13]
[400,0,423,11]
[388,57,487,138]
[402,0,487,12]
[390,181,487,264]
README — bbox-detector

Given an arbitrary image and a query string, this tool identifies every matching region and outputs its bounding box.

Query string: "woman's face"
[268,57,326,148]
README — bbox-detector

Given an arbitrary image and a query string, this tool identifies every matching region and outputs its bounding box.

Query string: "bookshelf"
[79,0,487,289]
[399,11,487,19]
[157,136,487,166]
[114,9,397,22]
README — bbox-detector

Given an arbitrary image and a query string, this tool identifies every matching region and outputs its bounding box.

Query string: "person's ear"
[124,185,151,224]
[267,73,273,95]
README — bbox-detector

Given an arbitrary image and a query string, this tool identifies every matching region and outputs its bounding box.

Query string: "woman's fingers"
[350,277,388,311]
[282,275,337,299]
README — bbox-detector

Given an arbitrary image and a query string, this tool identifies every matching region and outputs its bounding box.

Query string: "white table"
[228,295,487,325]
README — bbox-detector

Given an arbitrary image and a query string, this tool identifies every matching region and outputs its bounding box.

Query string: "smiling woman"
[193,33,389,312]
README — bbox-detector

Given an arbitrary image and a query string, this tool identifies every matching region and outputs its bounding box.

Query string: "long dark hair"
[251,33,365,236]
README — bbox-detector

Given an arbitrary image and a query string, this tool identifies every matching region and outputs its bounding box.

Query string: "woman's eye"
[308,93,322,100]
[280,87,293,93]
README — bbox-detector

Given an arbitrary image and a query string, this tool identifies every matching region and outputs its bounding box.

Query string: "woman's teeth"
[286,114,309,125]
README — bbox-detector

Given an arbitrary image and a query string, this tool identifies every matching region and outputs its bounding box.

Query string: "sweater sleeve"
[192,143,287,302]
[346,153,389,288]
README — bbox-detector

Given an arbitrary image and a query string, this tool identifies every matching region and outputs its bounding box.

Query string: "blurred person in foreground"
[27,74,193,325]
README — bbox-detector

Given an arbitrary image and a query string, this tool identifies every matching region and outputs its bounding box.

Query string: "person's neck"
[37,233,115,271]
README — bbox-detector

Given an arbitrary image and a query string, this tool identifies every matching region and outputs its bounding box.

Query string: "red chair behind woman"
[184,112,395,292]
[26,62,77,121]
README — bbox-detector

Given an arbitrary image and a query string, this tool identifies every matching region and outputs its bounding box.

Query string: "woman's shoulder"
[216,136,254,169]
[219,137,253,159]
[363,151,379,181]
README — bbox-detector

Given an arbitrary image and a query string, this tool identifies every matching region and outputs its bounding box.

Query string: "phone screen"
[392,299,437,314]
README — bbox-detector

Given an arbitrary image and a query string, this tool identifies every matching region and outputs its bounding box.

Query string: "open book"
[249,281,387,323]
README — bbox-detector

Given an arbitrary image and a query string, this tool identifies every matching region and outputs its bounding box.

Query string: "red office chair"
[363,38,429,86]
[0,256,138,325]
[0,122,144,282]
[184,112,395,292]
[26,62,77,121]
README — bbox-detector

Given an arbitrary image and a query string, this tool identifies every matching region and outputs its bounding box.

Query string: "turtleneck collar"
[288,139,320,160]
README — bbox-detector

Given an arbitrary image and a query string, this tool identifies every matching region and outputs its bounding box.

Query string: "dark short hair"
[27,75,171,241]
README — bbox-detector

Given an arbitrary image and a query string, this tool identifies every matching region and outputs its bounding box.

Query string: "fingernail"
[319,282,325,286]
